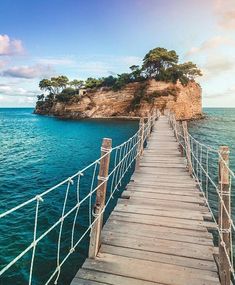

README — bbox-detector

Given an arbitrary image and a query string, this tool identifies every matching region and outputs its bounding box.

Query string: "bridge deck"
[71,116,220,285]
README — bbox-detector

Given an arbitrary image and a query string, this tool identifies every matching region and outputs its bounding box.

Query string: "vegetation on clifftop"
[36,47,202,107]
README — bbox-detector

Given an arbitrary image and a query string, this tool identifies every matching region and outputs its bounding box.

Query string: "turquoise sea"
[189,108,235,224]
[0,107,235,284]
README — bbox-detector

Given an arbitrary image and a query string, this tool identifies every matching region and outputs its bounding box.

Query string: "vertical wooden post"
[177,121,184,156]
[174,118,179,142]
[136,118,144,168]
[150,110,156,132]
[89,138,112,258]
[169,113,172,127]
[156,109,160,120]
[171,114,178,141]
[218,146,231,285]
[182,121,193,175]
[147,114,151,138]
[139,118,145,157]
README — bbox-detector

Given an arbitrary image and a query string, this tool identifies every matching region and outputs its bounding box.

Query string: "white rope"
[168,112,235,279]
[0,112,156,284]
[54,178,72,284]
[70,172,82,250]
[28,197,40,285]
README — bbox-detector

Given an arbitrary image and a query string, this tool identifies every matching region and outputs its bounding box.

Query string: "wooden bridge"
[71,115,221,285]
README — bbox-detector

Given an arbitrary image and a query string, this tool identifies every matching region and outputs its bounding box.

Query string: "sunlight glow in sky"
[0,0,235,107]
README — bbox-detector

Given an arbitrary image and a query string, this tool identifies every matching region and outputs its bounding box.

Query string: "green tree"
[85,77,103,89]
[155,62,202,85]
[129,65,139,72]
[177,62,202,80]
[50,76,69,94]
[101,76,117,87]
[142,47,178,77]
[112,73,131,91]
[129,65,143,82]
[39,76,70,95]
[69,79,84,90]
[37,94,45,101]
[39,79,54,93]
[56,87,76,102]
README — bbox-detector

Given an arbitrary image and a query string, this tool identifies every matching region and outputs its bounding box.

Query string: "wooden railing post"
[136,118,144,168]
[147,114,151,138]
[178,121,184,157]
[150,110,156,132]
[218,146,231,285]
[156,109,161,120]
[89,138,112,258]
[182,121,193,175]
[171,114,178,142]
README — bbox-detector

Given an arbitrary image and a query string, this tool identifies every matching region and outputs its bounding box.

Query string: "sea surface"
[0,107,235,284]
[0,108,138,285]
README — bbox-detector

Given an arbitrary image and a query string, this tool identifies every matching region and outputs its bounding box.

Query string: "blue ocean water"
[189,108,235,250]
[0,108,235,284]
[0,108,138,285]
[189,108,235,167]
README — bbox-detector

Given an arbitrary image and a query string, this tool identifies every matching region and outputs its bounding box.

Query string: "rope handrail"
[168,111,235,282]
[0,111,158,284]
[0,120,145,220]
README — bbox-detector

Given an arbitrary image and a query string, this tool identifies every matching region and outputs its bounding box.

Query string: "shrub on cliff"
[128,83,148,111]
[56,87,77,102]
[112,73,132,91]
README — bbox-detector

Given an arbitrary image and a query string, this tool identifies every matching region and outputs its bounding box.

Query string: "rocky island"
[34,47,202,120]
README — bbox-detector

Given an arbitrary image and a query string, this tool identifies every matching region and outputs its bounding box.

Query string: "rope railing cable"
[0,113,156,284]
[168,112,235,278]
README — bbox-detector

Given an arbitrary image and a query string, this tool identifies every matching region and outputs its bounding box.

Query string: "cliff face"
[35,80,202,120]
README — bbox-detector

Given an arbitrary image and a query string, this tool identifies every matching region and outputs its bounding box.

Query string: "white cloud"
[0,34,24,56]
[0,83,38,97]
[117,56,142,66]
[202,55,235,78]
[0,94,37,107]
[214,0,235,30]
[204,86,235,99]
[1,64,55,79]
[77,55,142,76]
[219,11,235,30]
[186,36,235,56]
[36,57,76,66]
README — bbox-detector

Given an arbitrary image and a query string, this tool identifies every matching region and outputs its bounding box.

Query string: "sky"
[0,0,235,107]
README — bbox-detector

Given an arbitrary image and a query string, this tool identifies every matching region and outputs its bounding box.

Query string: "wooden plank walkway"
[71,115,220,285]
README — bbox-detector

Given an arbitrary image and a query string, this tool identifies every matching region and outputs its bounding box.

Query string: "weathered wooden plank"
[115,203,206,220]
[130,181,198,188]
[123,190,204,204]
[76,268,161,285]
[82,253,220,285]
[101,244,218,272]
[129,185,200,193]
[111,208,210,228]
[101,231,215,261]
[139,163,186,168]
[71,278,107,285]
[71,116,220,285]
[109,211,211,230]
[105,218,213,239]
[102,223,213,246]
[117,197,208,211]
[126,185,202,196]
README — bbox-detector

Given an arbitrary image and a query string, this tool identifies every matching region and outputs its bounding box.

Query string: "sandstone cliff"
[35,79,202,120]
